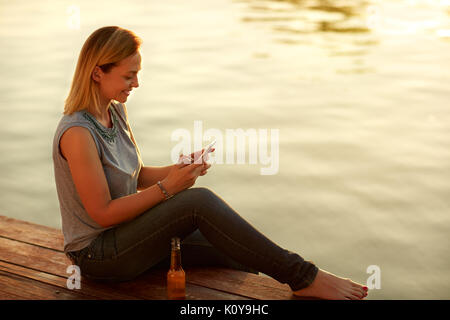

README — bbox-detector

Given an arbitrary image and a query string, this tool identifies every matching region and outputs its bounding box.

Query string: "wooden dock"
[0,215,310,300]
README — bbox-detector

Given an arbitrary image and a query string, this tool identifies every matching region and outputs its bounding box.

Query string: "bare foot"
[293,269,368,300]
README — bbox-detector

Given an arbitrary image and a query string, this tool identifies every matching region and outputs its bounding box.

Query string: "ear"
[92,66,103,83]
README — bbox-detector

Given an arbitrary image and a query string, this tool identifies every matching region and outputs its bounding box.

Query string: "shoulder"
[59,110,90,124]
[55,111,93,137]
[55,111,98,145]
[61,125,92,138]
[59,126,98,161]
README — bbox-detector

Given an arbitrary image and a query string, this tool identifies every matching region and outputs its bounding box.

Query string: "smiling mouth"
[123,90,131,96]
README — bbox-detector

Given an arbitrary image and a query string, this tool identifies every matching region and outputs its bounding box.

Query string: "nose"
[132,76,139,88]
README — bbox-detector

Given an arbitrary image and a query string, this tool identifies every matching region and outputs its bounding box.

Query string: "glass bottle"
[167,237,186,299]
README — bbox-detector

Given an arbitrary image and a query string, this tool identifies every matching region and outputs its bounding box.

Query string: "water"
[0,0,449,299]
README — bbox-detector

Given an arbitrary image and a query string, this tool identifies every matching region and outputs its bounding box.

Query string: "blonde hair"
[64,26,142,115]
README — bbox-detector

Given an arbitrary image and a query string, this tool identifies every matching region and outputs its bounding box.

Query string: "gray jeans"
[66,187,318,291]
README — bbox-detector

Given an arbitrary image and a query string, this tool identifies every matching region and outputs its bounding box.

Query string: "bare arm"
[60,126,205,228]
[60,127,167,228]
[137,165,174,191]
[137,159,211,191]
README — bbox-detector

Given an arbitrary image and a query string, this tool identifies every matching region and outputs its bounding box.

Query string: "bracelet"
[157,181,173,200]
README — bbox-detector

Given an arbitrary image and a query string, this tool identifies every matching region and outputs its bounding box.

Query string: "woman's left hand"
[199,162,211,176]
[189,148,214,176]
[189,150,211,176]
[179,148,214,176]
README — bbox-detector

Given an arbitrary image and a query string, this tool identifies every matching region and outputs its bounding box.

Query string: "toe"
[348,293,361,300]
[352,289,365,299]
[350,282,367,296]
[351,281,365,289]
[344,289,361,300]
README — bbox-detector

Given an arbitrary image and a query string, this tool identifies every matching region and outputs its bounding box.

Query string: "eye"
[124,76,132,80]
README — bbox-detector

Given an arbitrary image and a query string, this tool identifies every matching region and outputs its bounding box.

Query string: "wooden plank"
[104,268,250,300]
[0,259,248,300]
[0,215,313,300]
[0,237,249,300]
[0,215,63,251]
[0,289,25,300]
[0,236,69,276]
[185,267,305,300]
[0,270,96,300]
[0,260,137,300]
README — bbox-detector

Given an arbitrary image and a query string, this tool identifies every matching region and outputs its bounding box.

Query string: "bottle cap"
[171,237,180,249]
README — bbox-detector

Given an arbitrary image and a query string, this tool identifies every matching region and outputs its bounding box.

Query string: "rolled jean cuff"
[289,261,319,291]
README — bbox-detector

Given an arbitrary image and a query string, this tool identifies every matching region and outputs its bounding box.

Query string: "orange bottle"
[167,237,186,299]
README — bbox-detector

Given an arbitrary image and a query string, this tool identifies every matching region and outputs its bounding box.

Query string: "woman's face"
[93,51,141,105]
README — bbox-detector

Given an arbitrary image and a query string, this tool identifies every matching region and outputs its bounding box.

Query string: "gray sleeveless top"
[52,101,143,253]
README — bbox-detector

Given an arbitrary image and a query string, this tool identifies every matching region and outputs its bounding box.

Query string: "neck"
[170,249,182,270]
[93,98,112,120]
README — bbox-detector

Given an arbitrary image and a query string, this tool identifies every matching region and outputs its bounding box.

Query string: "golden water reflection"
[234,0,450,73]
[237,0,372,34]
[235,0,450,39]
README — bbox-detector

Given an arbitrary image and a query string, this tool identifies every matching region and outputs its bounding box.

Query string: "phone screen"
[200,140,216,158]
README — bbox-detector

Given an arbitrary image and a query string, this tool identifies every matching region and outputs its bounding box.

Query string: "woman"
[52,26,368,300]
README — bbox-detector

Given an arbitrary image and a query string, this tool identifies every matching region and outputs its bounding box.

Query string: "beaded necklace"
[82,107,118,143]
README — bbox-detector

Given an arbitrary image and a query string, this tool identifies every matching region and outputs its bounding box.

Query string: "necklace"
[82,107,118,143]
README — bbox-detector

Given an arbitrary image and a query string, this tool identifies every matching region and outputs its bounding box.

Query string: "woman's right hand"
[161,161,205,196]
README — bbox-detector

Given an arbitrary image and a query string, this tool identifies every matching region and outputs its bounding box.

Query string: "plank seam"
[0,269,100,300]
[0,235,63,253]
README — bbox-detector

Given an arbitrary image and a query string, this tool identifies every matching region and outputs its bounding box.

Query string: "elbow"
[89,203,112,228]
[96,218,111,228]
[91,212,110,228]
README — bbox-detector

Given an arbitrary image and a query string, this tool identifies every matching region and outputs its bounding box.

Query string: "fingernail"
[363,286,368,291]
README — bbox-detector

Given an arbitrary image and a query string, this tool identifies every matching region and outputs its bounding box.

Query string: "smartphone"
[178,140,216,164]
[198,140,216,160]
